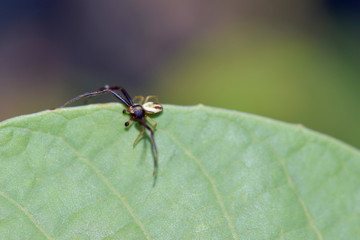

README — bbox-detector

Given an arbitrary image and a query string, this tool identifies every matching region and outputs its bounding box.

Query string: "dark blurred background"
[0,0,359,148]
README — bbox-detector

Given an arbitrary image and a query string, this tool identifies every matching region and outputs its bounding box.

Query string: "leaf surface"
[0,104,359,239]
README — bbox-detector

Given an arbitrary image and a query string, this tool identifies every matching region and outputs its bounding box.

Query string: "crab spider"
[60,85,163,177]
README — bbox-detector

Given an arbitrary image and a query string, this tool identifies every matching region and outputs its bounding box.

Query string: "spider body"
[128,105,146,119]
[60,86,162,177]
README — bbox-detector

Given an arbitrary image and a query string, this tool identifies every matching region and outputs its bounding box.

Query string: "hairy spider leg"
[61,89,130,108]
[132,96,144,105]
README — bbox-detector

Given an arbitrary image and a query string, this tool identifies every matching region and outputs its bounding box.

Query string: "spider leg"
[61,89,109,108]
[144,95,159,103]
[61,89,131,108]
[102,86,133,105]
[145,115,157,130]
[132,96,144,105]
[125,116,135,127]
[142,121,158,177]
[133,125,145,147]
[105,89,131,107]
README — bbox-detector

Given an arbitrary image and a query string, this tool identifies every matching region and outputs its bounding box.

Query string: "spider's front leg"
[123,109,135,127]
[60,89,109,108]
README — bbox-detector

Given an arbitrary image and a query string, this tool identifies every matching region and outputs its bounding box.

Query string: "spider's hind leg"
[133,125,145,147]
[145,116,157,130]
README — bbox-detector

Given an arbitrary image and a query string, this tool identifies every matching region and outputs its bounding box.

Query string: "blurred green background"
[0,1,359,148]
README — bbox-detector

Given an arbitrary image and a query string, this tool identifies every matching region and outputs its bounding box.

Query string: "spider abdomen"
[142,102,163,114]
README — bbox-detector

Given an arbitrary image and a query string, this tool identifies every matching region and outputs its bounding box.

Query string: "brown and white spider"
[60,85,163,177]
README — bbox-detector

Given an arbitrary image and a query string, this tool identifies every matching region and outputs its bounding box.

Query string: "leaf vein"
[161,129,239,240]
[0,190,53,240]
[251,134,323,240]
[5,127,153,240]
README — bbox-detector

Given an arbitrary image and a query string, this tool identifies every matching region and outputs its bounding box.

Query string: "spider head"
[129,105,146,119]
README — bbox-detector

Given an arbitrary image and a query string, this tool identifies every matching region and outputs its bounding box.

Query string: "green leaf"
[0,104,359,239]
